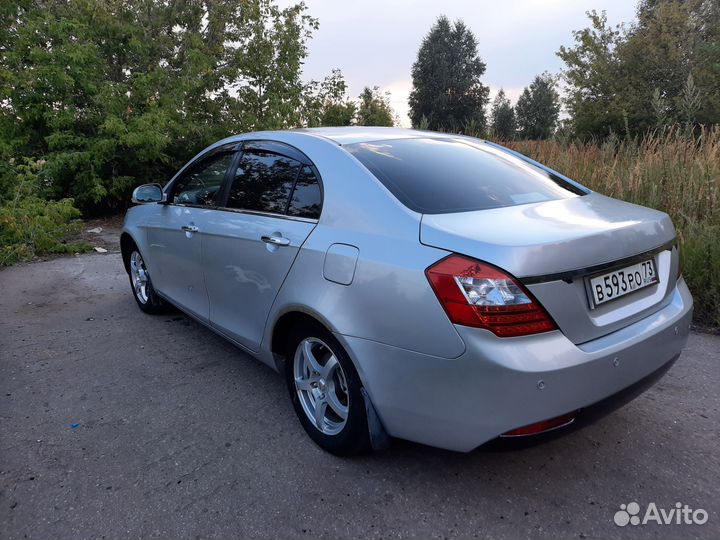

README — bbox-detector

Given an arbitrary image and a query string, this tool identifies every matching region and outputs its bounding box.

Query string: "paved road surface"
[1,254,718,539]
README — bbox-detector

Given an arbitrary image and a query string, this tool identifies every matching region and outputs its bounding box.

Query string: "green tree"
[614,1,699,134]
[559,2,720,138]
[303,69,356,127]
[408,15,489,131]
[515,74,560,140]
[557,11,624,139]
[356,86,396,126]
[490,89,516,140]
[0,0,319,213]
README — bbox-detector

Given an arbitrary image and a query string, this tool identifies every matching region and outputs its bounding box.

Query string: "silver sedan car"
[121,127,693,455]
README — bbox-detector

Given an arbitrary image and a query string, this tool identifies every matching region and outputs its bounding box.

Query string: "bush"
[0,159,92,266]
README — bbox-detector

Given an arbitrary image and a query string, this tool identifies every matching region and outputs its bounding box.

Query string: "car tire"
[127,245,167,314]
[284,321,371,456]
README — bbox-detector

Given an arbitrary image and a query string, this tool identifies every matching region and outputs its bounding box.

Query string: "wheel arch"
[270,309,335,365]
[268,307,372,400]
[120,232,136,274]
[269,307,390,450]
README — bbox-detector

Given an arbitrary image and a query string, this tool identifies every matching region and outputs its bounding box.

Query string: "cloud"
[383,79,414,127]
[489,86,525,105]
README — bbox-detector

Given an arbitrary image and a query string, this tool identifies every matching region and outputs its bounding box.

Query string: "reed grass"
[499,128,720,330]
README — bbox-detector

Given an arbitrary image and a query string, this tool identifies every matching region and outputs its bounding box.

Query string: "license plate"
[588,259,658,308]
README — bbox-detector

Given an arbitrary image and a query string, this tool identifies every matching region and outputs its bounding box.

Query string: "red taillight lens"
[500,412,577,437]
[425,254,557,337]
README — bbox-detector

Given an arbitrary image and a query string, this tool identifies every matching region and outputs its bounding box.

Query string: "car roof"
[291,126,453,145]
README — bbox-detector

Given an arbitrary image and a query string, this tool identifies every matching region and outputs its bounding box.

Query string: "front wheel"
[285,322,370,456]
[128,248,167,314]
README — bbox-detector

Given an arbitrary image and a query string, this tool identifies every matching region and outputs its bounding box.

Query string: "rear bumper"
[337,278,693,452]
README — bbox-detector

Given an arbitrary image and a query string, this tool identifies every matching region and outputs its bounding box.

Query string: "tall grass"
[498,128,720,330]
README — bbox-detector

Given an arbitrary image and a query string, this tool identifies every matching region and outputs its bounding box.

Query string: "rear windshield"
[344,138,586,214]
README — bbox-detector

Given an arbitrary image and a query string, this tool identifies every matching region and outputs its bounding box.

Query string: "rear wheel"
[285,322,370,456]
[128,247,167,314]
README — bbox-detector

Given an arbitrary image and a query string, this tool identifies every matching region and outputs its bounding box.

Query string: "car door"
[202,141,323,351]
[145,145,237,322]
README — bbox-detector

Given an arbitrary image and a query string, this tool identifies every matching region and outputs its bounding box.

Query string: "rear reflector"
[501,412,577,437]
[425,254,557,337]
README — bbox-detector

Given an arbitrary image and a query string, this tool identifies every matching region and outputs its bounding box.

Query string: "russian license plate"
[588,259,659,308]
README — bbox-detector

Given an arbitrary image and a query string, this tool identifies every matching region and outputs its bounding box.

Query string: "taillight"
[425,254,557,337]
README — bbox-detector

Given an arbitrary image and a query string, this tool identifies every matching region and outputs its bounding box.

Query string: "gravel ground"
[0,252,718,539]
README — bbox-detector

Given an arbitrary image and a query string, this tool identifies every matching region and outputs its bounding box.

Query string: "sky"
[276,0,639,127]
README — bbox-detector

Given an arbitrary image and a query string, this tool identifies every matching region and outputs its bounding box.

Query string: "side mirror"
[132,184,166,204]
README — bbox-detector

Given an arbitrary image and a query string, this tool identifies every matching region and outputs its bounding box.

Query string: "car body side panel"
[121,204,156,271]
[201,210,317,352]
[121,206,148,248]
[268,225,465,360]
[143,205,213,321]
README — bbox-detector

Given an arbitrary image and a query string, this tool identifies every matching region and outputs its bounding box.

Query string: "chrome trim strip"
[520,238,677,285]
[214,206,319,224]
[161,204,318,224]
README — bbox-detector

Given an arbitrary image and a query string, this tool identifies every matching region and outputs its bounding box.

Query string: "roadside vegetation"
[504,128,720,330]
[0,0,717,329]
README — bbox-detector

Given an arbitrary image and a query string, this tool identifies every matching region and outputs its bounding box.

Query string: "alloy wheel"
[293,337,349,436]
[129,250,150,304]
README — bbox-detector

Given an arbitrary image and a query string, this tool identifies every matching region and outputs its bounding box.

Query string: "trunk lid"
[420,193,679,344]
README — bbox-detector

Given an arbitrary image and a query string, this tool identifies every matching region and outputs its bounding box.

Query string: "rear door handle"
[261,235,290,246]
[181,225,199,233]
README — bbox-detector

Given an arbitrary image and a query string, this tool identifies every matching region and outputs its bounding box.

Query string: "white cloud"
[383,79,414,127]
[489,86,525,106]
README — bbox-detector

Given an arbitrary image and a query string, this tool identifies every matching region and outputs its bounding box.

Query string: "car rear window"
[344,138,586,214]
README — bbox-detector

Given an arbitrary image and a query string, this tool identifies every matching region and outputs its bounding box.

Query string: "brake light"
[425,254,557,337]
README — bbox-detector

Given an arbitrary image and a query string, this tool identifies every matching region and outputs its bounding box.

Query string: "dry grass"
[500,128,720,330]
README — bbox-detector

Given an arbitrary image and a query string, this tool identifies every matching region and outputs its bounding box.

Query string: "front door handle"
[181,225,199,233]
[261,235,290,247]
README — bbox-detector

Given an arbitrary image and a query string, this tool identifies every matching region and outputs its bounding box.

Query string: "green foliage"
[409,16,489,131]
[356,87,396,127]
[303,75,396,127]
[556,11,623,139]
[302,69,357,127]
[515,74,560,140]
[0,159,91,265]
[490,90,516,140]
[558,2,720,139]
[0,0,319,214]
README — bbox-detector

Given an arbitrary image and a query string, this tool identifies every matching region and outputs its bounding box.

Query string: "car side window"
[226,150,301,214]
[170,151,235,206]
[288,166,322,219]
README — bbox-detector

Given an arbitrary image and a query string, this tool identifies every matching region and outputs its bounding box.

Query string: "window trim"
[215,139,324,221]
[211,206,321,224]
